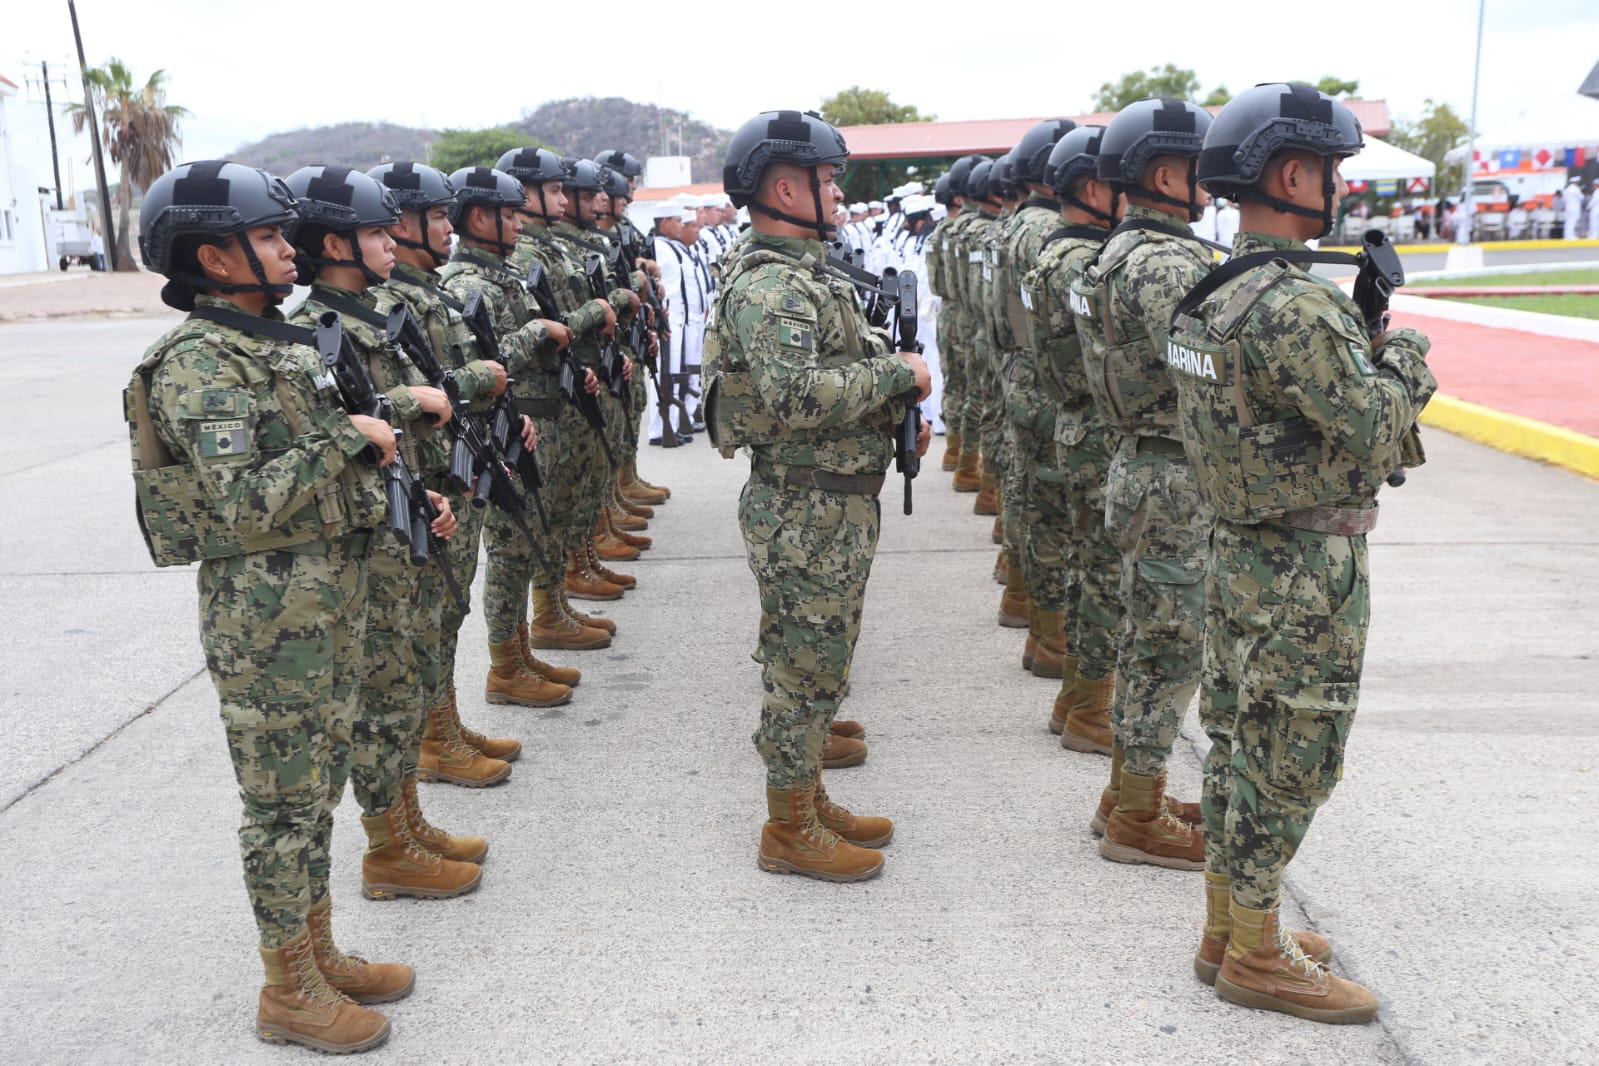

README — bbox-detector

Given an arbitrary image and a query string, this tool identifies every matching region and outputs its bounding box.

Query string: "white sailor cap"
[650,200,683,220]
[679,207,699,223]
[868,200,885,210]
[849,202,869,214]
[891,181,925,199]
[902,194,934,215]
[713,192,733,207]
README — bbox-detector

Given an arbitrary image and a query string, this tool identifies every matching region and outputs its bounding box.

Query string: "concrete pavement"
[0,316,1595,1064]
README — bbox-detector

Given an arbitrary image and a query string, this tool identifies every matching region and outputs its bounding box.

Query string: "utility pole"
[68,0,120,270]
[25,61,69,210]
[1458,0,1486,246]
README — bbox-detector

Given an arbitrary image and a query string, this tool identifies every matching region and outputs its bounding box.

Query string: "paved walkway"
[1,317,1596,1064]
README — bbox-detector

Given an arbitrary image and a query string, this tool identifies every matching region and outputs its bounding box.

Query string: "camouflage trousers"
[433,479,486,705]
[1013,428,1068,611]
[1056,421,1121,680]
[198,537,368,948]
[739,470,880,788]
[970,343,1007,480]
[480,407,568,642]
[571,385,615,553]
[1201,519,1370,910]
[351,535,432,817]
[937,304,968,441]
[1103,436,1212,778]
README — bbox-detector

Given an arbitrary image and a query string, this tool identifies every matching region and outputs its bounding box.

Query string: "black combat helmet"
[285,165,400,283]
[498,146,566,221]
[448,166,527,254]
[966,158,996,204]
[721,109,849,239]
[594,149,643,180]
[1198,82,1365,238]
[139,160,301,309]
[945,154,988,200]
[561,158,609,226]
[991,151,1018,202]
[368,160,456,266]
[1046,125,1115,224]
[933,173,952,208]
[1013,118,1077,186]
[594,164,629,222]
[1096,97,1214,221]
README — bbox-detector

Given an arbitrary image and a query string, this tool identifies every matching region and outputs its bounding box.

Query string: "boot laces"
[1275,915,1323,977]
[312,915,368,978]
[435,697,486,761]
[397,816,442,867]
[294,939,348,1009]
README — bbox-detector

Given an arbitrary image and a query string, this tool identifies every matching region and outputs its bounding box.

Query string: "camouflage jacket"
[439,244,557,402]
[1167,230,1435,521]
[1022,227,1110,449]
[288,284,446,479]
[995,200,1064,437]
[1072,204,1213,439]
[131,295,385,565]
[937,209,978,313]
[382,261,500,410]
[924,213,954,300]
[704,232,915,475]
[962,211,1001,348]
[543,220,636,369]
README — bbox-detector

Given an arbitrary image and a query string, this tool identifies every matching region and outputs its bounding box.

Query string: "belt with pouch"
[517,398,563,418]
[1275,505,1379,536]
[753,460,885,497]
[280,528,375,558]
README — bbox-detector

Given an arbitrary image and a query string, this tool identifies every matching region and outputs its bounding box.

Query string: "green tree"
[1092,64,1205,111]
[67,59,187,271]
[1389,98,1470,195]
[1202,86,1233,107]
[1315,76,1361,98]
[819,87,934,200]
[430,127,548,173]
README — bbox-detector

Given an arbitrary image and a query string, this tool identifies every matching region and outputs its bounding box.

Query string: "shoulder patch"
[197,420,250,460]
[780,294,806,314]
[776,318,814,352]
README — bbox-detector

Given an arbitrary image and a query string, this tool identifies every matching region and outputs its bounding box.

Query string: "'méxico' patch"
[777,319,813,352]
[198,419,249,460]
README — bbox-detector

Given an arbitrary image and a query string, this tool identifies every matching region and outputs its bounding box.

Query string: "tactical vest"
[1166,262,1394,521]
[1024,233,1104,451]
[125,318,384,567]
[704,246,882,462]
[1072,227,1202,438]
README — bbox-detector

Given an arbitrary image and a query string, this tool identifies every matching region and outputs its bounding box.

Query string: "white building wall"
[0,89,50,275]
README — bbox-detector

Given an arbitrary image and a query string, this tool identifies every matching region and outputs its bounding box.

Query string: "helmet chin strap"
[1235,156,1337,238]
[392,208,449,268]
[1122,156,1204,222]
[304,229,386,286]
[750,165,835,241]
[162,230,294,310]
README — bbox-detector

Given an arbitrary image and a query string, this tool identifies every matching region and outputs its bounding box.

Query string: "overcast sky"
[4,0,1595,186]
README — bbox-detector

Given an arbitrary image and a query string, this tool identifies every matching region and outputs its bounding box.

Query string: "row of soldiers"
[924,86,1434,1024]
[128,146,680,1053]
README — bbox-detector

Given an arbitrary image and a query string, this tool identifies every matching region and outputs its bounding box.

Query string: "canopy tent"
[1341,136,1435,181]
[1444,94,1599,166]
[1580,59,1599,101]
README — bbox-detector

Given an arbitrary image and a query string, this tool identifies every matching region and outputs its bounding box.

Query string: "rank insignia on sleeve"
[777,319,814,352]
[780,295,805,314]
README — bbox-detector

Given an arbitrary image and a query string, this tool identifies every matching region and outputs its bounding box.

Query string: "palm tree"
[67,59,188,271]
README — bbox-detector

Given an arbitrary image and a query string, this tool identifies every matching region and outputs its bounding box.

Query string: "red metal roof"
[634,182,722,202]
[840,100,1392,161]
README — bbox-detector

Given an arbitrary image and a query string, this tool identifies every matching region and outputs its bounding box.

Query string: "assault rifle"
[525,260,617,467]
[886,270,924,515]
[313,311,468,615]
[583,252,637,449]
[1351,230,1417,487]
[389,300,550,571]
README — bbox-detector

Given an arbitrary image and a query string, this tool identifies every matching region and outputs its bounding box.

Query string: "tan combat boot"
[595,518,643,561]
[829,719,865,740]
[941,432,961,472]
[559,585,617,636]
[437,685,521,762]
[997,562,1030,628]
[403,775,488,864]
[532,585,612,650]
[1098,770,1205,870]
[991,513,1004,544]
[821,732,868,769]
[973,472,1000,515]
[518,622,581,687]
[757,781,884,882]
[606,511,653,552]
[485,632,573,709]
[953,447,982,492]
[360,803,482,900]
[625,458,670,501]
[1216,901,1376,1023]
[609,503,647,532]
[615,483,654,519]
[1046,660,1082,734]
[419,699,514,787]
[1090,745,1200,835]
[992,548,1008,585]
[814,776,894,847]
[1031,608,1067,679]
[565,548,625,601]
[1060,673,1114,755]
[256,930,390,1053]
[1195,871,1330,986]
[589,537,639,586]
[305,896,414,1004]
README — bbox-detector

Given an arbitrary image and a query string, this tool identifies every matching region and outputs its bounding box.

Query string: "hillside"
[509,97,731,182]
[229,122,436,175]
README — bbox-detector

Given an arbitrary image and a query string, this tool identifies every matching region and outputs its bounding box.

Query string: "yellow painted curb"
[1421,393,1599,479]
[1322,238,1599,255]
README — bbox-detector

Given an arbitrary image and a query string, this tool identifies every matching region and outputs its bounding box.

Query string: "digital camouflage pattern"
[933,210,980,445]
[962,211,1004,480]
[709,231,914,787]
[1168,230,1435,908]
[1023,232,1122,676]
[923,213,960,437]
[1072,205,1215,780]
[440,242,564,640]
[138,298,382,947]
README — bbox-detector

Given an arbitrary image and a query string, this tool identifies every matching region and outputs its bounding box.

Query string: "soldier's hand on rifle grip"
[898,350,932,401]
[916,415,932,457]
[598,300,618,338]
[623,291,641,316]
[483,359,508,396]
[425,490,458,540]
[350,414,398,467]
[410,385,453,426]
[583,367,602,396]
[520,415,538,451]
[543,321,573,349]
[622,355,634,381]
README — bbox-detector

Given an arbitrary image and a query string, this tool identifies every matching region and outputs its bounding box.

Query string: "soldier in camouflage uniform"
[936,155,988,492]
[925,174,962,473]
[369,161,526,787]
[996,120,1076,678]
[958,159,1007,567]
[283,166,482,904]
[1023,126,1127,765]
[1070,98,1214,871]
[705,110,930,883]
[1169,84,1433,1024]
[438,164,584,704]
[130,161,405,1053]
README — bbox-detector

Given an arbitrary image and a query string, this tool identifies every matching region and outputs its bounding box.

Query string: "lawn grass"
[1412,269,1599,288]
[1442,294,1599,319]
